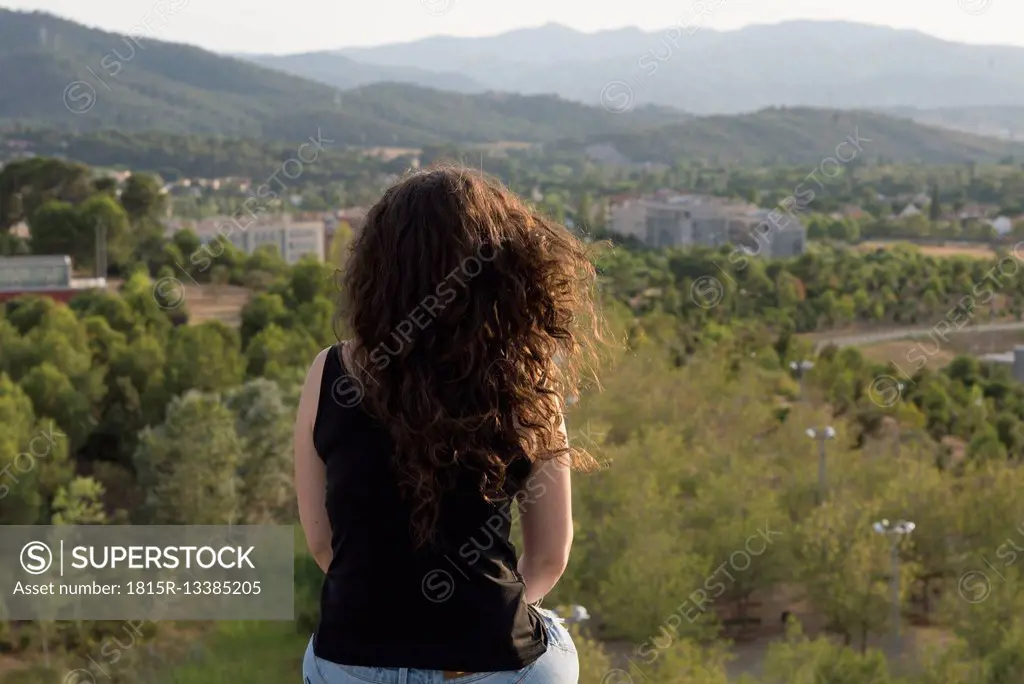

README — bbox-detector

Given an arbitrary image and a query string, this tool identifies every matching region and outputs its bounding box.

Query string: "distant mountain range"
[878,106,1024,140]
[1,10,1023,167]
[245,21,1024,139]
[243,51,487,94]
[322,21,1024,116]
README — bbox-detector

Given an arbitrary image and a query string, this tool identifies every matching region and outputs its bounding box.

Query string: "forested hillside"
[4,10,1024,165]
[0,10,680,143]
[7,104,1022,184]
[577,108,1024,166]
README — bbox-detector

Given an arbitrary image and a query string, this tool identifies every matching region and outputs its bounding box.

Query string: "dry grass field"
[358,146,421,161]
[857,338,958,368]
[104,278,249,327]
[849,327,1024,369]
[181,283,251,326]
[468,141,538,153]
[356,142,537,162]
[857,240,998,260]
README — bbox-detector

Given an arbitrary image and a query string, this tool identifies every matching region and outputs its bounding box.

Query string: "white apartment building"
[166,216,326,264]
[610,195,806,259]
[608,200,647,241]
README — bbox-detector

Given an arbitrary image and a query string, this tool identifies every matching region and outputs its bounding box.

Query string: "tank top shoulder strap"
[313,342,347,452]
[319,342,345,397]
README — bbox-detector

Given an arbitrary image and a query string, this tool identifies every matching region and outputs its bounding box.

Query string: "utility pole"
[888,382,908,459]
[806,426,836,504]
[94,218,107,279]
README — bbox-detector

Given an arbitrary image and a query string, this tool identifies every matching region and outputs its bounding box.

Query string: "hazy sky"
[4,0,1020,54]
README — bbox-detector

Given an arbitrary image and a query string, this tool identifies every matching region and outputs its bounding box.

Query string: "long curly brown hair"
[339,165,604,547]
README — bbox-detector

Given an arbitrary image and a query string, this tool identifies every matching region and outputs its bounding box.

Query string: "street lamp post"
[550,605,590,625]
[873,519,916,655]
[790,360,814,401]
[806,426,836,504]
[884,381,909,459]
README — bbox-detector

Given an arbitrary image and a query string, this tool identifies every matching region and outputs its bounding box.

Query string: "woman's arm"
[517,413,573,604]
[295,347,333,573]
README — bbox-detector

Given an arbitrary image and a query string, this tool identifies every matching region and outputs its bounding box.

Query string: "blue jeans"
[303,609,579,684]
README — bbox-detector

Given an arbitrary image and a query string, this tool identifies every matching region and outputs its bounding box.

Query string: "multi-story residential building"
[609,194,806,259]
[166,215,325,264]
[644,198,697,248]
[608,199,647,241]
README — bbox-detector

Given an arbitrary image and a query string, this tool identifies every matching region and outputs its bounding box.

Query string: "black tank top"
[312,344,548,671]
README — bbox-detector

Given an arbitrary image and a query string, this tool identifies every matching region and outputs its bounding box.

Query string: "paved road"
[812,320,1024,350]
